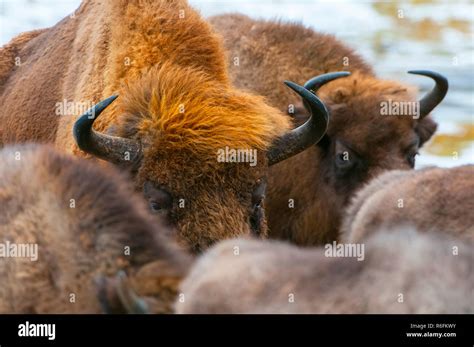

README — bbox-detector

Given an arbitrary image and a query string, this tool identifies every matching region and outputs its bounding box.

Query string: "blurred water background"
[1,0,472,168]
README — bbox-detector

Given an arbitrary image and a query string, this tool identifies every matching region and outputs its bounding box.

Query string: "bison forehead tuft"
[114,62,291,159]
[322,73,427,150]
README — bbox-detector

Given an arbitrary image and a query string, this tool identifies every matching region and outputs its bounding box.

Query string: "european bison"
[0,144,190,313]
[0,1,339,252]
[210,14,448,245]
[342,165,474,243]
[175,228,473,313]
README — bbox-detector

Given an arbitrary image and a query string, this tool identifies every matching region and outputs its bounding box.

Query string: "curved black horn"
[73,95,142,167]
[408,70,448,119]
[267,82,329,165]
[267,72,350,166]
[304,71,351,93]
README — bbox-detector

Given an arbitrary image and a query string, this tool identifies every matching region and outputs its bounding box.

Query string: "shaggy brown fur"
[177,228,474,313]
[342,165,474,243]
[0,1,291,251]
[0,144,190,313]
[211,14,439,245]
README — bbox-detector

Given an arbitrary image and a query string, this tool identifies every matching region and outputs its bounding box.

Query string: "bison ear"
[416,116,438,146]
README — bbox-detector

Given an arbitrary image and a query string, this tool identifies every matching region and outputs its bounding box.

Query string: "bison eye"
[335,152,352,168]
[335,150,354,170]
[334,140,358,172]
[143,181,173,213]
[149,201,163,212]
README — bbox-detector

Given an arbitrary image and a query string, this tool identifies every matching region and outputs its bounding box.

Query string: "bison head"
[73,65,347,252]
[302,70,447,201]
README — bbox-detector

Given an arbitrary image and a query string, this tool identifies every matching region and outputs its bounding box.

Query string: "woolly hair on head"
[116,62,291,158]
[319,71,417,105]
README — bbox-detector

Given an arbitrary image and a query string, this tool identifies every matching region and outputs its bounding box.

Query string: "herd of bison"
[0,0,472,314]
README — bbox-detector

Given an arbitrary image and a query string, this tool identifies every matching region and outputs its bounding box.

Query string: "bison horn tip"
[303,71,351,93]
[407,70,448,118]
